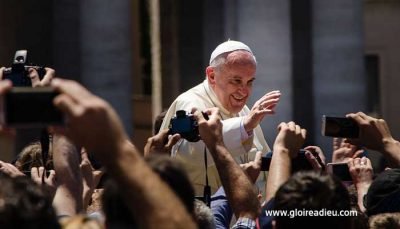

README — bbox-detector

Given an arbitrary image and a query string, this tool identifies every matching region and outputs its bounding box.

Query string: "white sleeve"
[172,117,253,166]
[221,117,254,158]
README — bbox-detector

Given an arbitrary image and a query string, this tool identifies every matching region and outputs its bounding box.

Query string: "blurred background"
[0,0,399,171]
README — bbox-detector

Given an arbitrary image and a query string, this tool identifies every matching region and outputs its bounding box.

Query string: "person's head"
[102,155,195,228]
[206,40,257,114]
[60,214,104,229]
[0,174,59,228]
[153,110,167,134]
[369,212,400,229]
[273,171,352,229]
[13,141,54,174]
[364,168,400,216]
[193,199,215,229]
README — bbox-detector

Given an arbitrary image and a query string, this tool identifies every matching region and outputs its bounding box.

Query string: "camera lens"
[15,56,25,63]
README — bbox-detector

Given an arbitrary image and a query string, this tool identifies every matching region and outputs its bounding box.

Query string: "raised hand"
[243,90,281,132]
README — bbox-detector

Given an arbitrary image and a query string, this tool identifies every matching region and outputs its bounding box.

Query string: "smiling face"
[206,51,256,114]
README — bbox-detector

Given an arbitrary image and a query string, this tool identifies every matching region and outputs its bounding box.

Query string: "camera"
[321,115,359,138]
[0,87,64,128]
[2,50,46,87]
[261,149,322,172]
[169,110,209,142]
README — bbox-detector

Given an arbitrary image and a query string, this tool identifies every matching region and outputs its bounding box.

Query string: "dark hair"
[0,174,59,228]
[274,171,352,229]
[13,141,54,173]
[145,154,195,214]
[369,213,400,229]
[153,110,167,134]
[102,155,195,228]
[365,168,400,216]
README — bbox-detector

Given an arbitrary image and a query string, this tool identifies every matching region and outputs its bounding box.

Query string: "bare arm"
[52,79,196,229]
[195,108,260,220]
[265,122,306,202]
[348,157,373,213]
[52,135,83,216]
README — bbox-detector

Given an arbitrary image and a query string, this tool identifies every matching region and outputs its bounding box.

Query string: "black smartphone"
[0,87,64,127]
[321,115,359,138]
[327,162,352,182]
[261,149,315,172]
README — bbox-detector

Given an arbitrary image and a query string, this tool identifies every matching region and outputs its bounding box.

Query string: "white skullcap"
[209,40,254,64]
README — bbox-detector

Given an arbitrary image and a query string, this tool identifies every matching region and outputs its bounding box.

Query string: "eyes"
[230,78,255,87]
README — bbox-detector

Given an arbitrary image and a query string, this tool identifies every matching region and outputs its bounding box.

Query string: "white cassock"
[160,79,270,196]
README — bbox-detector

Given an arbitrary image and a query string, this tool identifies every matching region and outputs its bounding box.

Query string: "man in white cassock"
[159,40,281,196]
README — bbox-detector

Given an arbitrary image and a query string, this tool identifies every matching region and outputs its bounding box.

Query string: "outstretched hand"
[243,90,280,132]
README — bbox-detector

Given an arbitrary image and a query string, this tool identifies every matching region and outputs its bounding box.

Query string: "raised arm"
[52,79,196,229]
[265,122,306,202]
[195,107,260,220]
[51,135,83,216]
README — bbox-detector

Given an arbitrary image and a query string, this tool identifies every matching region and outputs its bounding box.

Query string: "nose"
[237,84,249,96]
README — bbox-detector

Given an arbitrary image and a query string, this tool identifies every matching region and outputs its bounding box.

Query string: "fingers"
[305,151,322,171]
[51,78,93,101]
[253,91,281,112]
[28,68,41,87]
[254,151,263,166]
[333,138,341,151]
[166,133,181,149]
[0,79,12,94]
[353,149,364,159]
[40,67,55,86]
[0,67,5,80]
[47,170,56,180]
[346,112,367,125]
[53,93,80,117]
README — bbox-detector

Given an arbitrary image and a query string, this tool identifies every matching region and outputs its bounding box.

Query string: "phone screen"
[321,116,359,138]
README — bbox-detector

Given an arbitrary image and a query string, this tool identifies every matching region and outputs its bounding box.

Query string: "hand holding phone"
[261,149,319,172]
[321,115,359,138]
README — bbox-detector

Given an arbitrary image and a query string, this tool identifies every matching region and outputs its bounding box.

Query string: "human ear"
[206,66,216,86]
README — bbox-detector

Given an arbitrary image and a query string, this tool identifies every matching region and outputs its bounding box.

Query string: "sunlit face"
[207,51,256,114]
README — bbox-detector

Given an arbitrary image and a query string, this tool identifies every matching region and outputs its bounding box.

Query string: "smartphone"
[321,115,359,138]
[261,149,315,172]
[0,87,64,127]
[326,162,352,182]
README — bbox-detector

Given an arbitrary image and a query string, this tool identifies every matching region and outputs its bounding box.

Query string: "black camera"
[2,50,46,87]
[0,87,64,128]
[321,115,359,138]
[261,149,322,172]
[169,110,211,142]
[169,110,200,142]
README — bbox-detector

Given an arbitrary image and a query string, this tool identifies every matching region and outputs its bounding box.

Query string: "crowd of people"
[0,40,399,229]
